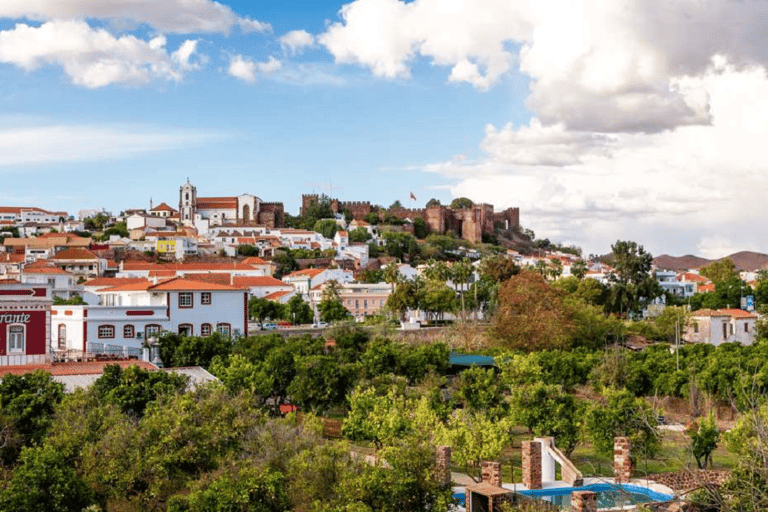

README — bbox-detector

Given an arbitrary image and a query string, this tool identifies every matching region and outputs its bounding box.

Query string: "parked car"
[262,323,278,330]
[312,321,329,329]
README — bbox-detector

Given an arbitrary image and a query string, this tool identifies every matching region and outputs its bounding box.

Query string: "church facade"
[179,181,284,232]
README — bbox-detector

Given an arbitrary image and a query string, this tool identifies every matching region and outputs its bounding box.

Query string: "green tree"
[426,198,441,207]
[571,259,588,279]
[270,250,297,279]
[318,299,351,322]
[237,244,258,256]
[382,231,418,260]
[491,270,574,351]
[454,366,507,417]
[585,388,660,461]
[688,412,719,469]
[606,240,661,317]
[301,195,334,229]
[0,370,64,464]
[450,197,474,209]
[700,258,737,283]
[510,383,583,457]
[349,226,371,243]
[0,445,96,512]
[92,364,189,417]
[249,297,286,323]
[285,295,313,324]
[364,212,380,225]
[389,200,403,210]
[420,281,455,322]
[158,332,233,369]
[412,216,429,239]
[314,219,339,239]
[52,295,86,305]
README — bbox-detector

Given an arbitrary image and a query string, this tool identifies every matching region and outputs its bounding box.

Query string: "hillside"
[654,251,768,272]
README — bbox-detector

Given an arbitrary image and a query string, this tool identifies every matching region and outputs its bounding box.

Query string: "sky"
[2,1,768,259]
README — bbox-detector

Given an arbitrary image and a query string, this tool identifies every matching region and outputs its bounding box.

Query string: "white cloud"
[0,122,220,166]
[227,55,282,84]
[424,61,768,257]
[0,21,201,88]
[321,0,768,131]
[0,0,270,34]
[280,30,315,54]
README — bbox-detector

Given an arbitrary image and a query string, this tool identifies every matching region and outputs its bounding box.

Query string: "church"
[178,180,284,232]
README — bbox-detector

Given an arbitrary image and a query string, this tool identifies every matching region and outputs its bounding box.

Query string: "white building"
[53,277,249,356]
[685,309,757,346]
[282,267,354,296]
[21,266,81,300]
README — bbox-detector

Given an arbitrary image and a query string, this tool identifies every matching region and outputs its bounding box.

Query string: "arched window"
[178,324,193,336]
[124,324,135,338]
[8,325,25,352]
[201,323,212,336]
[58,324,67,350]
[217,323,231,337]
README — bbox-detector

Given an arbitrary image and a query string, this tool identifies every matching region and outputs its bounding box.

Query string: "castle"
[179,180,285,229]
[301,195,519,244]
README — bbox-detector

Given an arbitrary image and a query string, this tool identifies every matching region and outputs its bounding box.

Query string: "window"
[58,324,66,350]
[98,325,115,339]
[217,323,231,336]
[124,325,135,338]
[693,322,699,334]
[201,292,212,305]
[178,324,193,336]
[723,323,727,339]
[745,323,749,333]
[8,325,24,352]
[145,324,161,339]
[178,292,193,308]
[201,323,212,336]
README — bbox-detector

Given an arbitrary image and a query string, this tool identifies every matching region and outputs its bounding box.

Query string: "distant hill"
[654,251,768,272]
[653,254,711,271]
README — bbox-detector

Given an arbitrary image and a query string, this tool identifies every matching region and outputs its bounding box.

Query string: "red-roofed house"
[685,308,757,346]
[51,248,106,278]
[21,264,80,300]
[282,267,353,295]
[53,277,248,356]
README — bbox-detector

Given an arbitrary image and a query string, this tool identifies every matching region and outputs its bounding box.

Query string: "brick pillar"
[522,441,542,490]
[571,491,597,512]
[614,437,633,483]
[481,461,502,487]
[435,446,451,486]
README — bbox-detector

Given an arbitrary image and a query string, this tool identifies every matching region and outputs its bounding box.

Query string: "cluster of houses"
[0,183,764,370]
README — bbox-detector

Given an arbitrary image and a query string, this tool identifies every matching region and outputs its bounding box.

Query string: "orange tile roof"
[185,273,234,286]
[719,308,757,319]
[196,197,237,209]
[264,290,290,301]
[691,309,729,317]
[121,262,258,272]
[698,283,716,293]
[233,276,287,287]
[151,202,176,212]
[100,280,156,292]
[0,360,158,377]
[23,266,71,275]
[285,268,326,279]
[148,277,240,292]
[0,253,24,263]
[678,272,709,283]
[241,257,268,265]
[84,277,148,287]
[147,270,176,278]
[54,247,98,260]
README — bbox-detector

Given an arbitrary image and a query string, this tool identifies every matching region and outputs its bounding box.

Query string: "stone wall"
[571,491,597,512]
[646,470,730,493]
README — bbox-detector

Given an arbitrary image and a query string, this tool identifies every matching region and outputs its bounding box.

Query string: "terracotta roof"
[151,202,176,212]
[241,256,268,265]
[24,259,54,268]
[678,272,709,283]
[121,262,258,272]
[698,283,716,293]
[0,253,24,263]
[147,270,176,278]
[100,280,156,292]
[284,268,326,279]
[148,277,240,292]
[719,308,757,319]
[196,197,237,209]
[54,247,98,260]
[23,266,71,275]
[691,309,729,317]
[264,290,291,301]
[184,273,235,286]
[233,276,287,287]
[84,277,148,287]
[0,360,158,377]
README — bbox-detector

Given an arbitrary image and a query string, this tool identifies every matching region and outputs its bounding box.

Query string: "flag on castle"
[410,191,417,201]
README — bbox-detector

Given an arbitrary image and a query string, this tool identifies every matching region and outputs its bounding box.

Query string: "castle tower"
[179,179,197,225]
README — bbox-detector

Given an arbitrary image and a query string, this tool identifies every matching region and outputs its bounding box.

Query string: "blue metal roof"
[449,353,496,367]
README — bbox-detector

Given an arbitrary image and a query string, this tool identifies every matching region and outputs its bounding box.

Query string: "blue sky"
[3,1,768,258]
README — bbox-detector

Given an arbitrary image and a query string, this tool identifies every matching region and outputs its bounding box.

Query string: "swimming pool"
[518,483,673,510]
[453,483,673,510]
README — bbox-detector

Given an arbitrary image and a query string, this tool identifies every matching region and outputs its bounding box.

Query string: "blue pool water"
[454,483,672,510]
